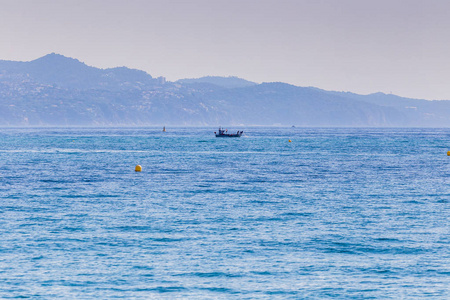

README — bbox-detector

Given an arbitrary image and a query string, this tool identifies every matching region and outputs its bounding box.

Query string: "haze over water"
[0,127,449,298]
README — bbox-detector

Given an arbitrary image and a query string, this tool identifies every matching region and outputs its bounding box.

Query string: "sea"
[0,127,449,299]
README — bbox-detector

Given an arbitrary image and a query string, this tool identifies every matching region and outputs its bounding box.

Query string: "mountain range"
[1,53,449,127]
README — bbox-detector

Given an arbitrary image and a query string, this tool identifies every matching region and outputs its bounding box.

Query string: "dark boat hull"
[215,133,242,137]
[215,127,243,137]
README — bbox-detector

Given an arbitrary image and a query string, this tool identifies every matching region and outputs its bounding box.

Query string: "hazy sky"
[1,0,450,100]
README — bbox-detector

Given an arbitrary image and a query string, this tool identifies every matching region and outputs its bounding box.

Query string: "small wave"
[150,286,187,293]
[375,237,402,242]
[132,265,154,271]
[197,287,238,293]
[175,271,242,278]
[251,271,273,276]
[281,212,313,217]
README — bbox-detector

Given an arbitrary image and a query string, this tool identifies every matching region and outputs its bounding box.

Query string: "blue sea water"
[0,127,449,299]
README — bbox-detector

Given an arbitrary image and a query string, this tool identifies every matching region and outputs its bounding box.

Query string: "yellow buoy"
[135,165,142,172]
[447,151,450,156]
[289,139,292,142]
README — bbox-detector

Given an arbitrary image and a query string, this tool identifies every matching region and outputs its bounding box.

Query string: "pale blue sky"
[1,0,450,100]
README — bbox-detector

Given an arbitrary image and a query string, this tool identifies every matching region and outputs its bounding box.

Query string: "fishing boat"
[215,127,243,137]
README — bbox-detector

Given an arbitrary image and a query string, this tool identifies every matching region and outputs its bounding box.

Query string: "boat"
[215,127,243,137]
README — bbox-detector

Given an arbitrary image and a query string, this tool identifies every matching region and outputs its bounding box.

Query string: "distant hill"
[0,53,156,91]
[1,53,450,126]
[327,91,450,127]
[201,82,407,127]
[176,76,257,89]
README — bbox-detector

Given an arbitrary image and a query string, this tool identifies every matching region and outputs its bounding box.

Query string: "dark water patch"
[281,211,313,217]
[374,206,393,210]
[197,287,239,294]
[31,255,44,261]
[265,290,300,295]
[323,247,358,255]
[251,271,274,276]
[436,270,450,275]
[150,237,188,243]
[62,280,98,287]
[60,194,86,199]
[172,219,202,225]
[1,205,45,213]
[252,216,285,222]
[63,213,90,218]
[22,216,61,223]
[81,178,106,183]
[194,184,213,188]
[226,227,241,231]
[54,237,86,243]
[159,168,192,174]
[59,226,87,232]
[360,267,399,275]
[114,225,154,232]
[132,265,154,271]
[315,287,347,298]
[374,237,402,243]
[248,199,281,205]
[258,240,304,250]
[175,271,243,278]
[321,242,428,255]
[2,195,22,200]
[86,194,120,198]
[150,286,187,293]
[403,200,425,204]
[40,179,68,183]
[241,177,270,183]
[186,187,263,195]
